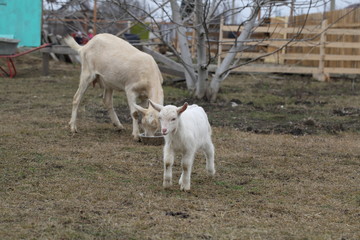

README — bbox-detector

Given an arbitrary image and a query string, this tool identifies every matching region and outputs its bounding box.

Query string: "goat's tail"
[64,35,82,52]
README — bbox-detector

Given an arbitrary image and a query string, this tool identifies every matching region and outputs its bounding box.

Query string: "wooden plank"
[41,46,79,76]
[283,53,360,61]
[231,65,319,74]
[331,22,360,28]
[221,38,271,46]
[41,30,59,62]
[219,52,268,59]
[232,66,360,75]
[324,68,360,74]
[226,40,360,49]
[209,64,360,75]
[219,52,360,62]
[142,46,184,72]
[221,25,240,32]
[222,25,360,36]
[222,25,321,35]
[280,27,360,36]
[158,65,185,78]
[276,41,360,49]
[48,34,66,62]
[258,26,320,35]
[325,42,360,48]
[40,45,78,55]
[221,39,324,48]
[326,28,360,35]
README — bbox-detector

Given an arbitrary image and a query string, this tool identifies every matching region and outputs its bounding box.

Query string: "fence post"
[279,17,288,64]
[42,52,49,76]
[313,19,329,81]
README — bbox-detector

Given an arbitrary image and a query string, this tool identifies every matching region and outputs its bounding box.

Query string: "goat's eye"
[171,118,176,121]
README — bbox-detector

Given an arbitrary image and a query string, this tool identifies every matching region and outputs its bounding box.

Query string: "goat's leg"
[163,145,175,188]
[103,88,124,130]
[204,141,216,175]
[125,90,141,140]
[179,151,195,191]
[69,72,93,133]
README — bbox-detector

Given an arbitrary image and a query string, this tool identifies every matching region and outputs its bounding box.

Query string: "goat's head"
[149,100,188,136]
[134,103,160,136]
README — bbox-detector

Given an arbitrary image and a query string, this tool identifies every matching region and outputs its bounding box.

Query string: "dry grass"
[0,53,359,239]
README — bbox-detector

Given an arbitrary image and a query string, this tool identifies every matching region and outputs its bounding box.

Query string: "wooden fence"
[44,7,360,80]
[216,8,360,80]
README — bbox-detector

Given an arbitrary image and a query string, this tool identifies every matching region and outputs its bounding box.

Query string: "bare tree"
[111,0,323,101]
[45,0,333,102]
[208,2,261,101]
[169,0,197,91]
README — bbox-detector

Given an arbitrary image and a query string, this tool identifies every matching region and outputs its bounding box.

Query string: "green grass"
[0,53,359,239]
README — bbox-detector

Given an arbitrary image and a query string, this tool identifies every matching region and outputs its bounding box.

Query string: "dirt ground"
[0,52,359,239]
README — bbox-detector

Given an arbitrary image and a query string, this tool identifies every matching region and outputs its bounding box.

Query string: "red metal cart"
[0,43,51,78]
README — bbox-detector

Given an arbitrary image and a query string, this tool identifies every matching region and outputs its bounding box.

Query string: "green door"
[0,0,42,47]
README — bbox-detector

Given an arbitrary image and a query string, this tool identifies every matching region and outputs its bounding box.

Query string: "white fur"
[64,33,164,140]
[150,100,215,191]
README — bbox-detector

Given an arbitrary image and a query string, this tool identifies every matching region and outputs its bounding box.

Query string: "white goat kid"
[64,33,164,140]
[149,100,215,191]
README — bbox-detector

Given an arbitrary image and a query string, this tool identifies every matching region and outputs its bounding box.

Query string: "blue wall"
[0,0,42,47]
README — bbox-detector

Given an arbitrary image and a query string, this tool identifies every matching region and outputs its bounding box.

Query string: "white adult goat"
[149,100,215,191]
[64,33,164,140]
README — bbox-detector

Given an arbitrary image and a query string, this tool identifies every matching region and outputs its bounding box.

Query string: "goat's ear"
[134,103,147,115]
[177,102,188,115]
[148,99,163,112]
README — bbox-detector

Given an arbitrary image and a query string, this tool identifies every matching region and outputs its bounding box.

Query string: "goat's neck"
[148,87,163,105]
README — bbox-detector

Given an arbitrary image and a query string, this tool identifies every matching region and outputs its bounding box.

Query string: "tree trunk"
[170,0,197,91]
[207,5,260,102]
[194,0,208,99]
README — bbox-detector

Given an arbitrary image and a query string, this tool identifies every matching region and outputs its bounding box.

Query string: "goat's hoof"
[163,181,172,189]
[180,185,191,191]
[115,124,125,130]
[70,127,78,133]
[69,122,77,133]
[207,169,216,176]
